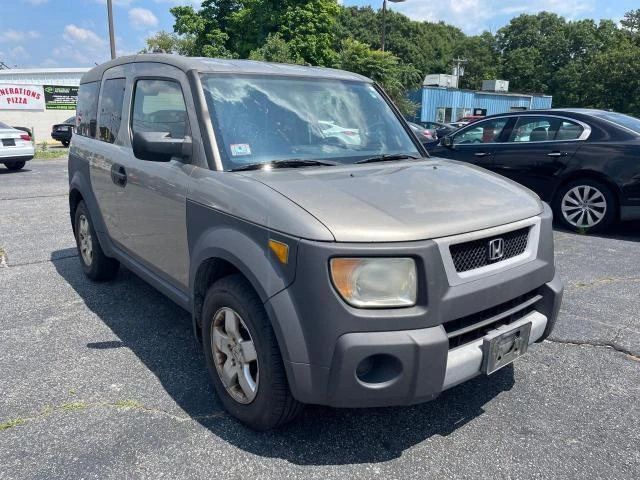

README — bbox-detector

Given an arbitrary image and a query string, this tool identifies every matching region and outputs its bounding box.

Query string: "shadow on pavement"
[52,247,514,465]
[554,220,640,242]
[0,167,32,175]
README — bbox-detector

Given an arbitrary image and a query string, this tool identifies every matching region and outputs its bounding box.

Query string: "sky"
[0,0,637,69]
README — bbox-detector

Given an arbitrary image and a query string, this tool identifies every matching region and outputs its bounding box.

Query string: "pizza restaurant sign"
[0,84,45,110]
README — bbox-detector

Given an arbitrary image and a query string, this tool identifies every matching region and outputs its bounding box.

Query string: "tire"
[553,179,616,233]
[74,201,119,280]
[62,141,70,147]
[5,161,25,171]
[202,274,302,430]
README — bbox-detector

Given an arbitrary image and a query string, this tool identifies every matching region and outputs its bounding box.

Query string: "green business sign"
[43,85,78,110]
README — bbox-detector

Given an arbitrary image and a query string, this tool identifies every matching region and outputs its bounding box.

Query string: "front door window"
[453,118,508,145]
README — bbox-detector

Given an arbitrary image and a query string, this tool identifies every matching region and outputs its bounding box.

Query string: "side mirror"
[132,131,192,162]
[440,136,454,148]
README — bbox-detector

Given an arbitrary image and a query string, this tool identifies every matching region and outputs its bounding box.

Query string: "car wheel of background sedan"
[62,141,70,147]
[5,162,25,171]
[74,201,120,280]
[202,274,302,430]
[554,179,616,232]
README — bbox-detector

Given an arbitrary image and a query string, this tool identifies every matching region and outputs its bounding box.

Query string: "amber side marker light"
[269,239,289,265]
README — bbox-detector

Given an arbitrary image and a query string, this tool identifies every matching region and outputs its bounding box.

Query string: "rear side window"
[509,116,584,142]
[98,78,126,144]
[555,120,584,140]
[131,79,187,139]
[76,81,99,138]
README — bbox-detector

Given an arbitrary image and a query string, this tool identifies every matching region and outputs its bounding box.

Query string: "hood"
[245,159,543,242]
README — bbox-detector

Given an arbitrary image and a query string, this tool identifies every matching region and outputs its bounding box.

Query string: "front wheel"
[5,161,25,171]
[553,179,616,232]
[202,274,302,430]
[62,140,70,147]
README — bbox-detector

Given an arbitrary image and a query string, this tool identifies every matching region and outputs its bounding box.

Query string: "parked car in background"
[407,121,436,145]
[0,121,34,171]
[450,115,485,129]
[12,126,33,138]
[318,120,361,145]
[51,116,76,147]
[422,121,458,139]
[68,55,562,430]
[432,109,640,232]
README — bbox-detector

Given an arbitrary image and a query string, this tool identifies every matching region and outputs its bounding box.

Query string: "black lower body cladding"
[264,205,563,407]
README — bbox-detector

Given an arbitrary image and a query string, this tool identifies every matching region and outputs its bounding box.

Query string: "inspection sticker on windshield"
[231,144,252,156]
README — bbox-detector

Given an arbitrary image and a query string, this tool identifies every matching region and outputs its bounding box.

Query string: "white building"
[0,67,89,143]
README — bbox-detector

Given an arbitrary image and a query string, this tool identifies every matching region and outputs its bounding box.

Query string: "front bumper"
[275,275,562,407]
[265,206,562,407]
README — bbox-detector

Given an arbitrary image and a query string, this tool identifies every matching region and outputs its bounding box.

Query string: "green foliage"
[147,3,640,117]
[141,30,194,55]
[335,39,421,115]
[248,33,303,64]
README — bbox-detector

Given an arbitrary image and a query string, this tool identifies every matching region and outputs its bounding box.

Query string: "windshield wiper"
[355,153,422,165]
[230,159,339,172]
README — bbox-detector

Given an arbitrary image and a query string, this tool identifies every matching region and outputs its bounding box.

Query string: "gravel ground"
[1,159,639,479]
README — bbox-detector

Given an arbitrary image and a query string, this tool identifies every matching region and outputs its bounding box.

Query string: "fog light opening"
[355,354,402,386]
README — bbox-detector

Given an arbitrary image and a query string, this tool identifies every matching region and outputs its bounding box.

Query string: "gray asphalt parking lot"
[1,159,639,479]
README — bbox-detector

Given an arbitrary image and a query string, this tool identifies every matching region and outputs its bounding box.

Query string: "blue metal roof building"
[412,86,552,123]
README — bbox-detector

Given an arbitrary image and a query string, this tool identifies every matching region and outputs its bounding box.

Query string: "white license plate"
[481,322,531,374]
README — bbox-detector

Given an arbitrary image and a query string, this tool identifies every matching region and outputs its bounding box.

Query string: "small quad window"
[98,78,126,144]
[76,81,99,138]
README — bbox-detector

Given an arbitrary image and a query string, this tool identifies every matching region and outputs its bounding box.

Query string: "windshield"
[592,111,640,134]
[200,74,421,170]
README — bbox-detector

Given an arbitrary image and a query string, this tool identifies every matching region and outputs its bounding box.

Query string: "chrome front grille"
[449,227,530,273]
[443,290,542,349]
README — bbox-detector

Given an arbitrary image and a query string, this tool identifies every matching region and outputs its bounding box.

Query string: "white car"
[0,121,34,171]
[318,120,361,145]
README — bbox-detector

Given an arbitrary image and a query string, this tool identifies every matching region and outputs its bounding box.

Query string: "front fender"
[187,199,299,305]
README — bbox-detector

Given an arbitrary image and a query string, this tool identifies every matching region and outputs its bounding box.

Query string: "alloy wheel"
[210,307,259,404]
[78,214,93,266]
[561,185,607,229]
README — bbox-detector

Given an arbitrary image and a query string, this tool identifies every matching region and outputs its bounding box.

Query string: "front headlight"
[330,257,417,308]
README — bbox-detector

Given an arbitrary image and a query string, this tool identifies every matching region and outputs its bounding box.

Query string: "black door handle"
[110,164,127,187]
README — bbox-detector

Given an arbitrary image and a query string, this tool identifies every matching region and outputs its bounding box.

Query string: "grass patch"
[60,401,88,411]
[33,147,69,160]
[112,399,143,409]
[0,399,158,432]
[0,418,27,431]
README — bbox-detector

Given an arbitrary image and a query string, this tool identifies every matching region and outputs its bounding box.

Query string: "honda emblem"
[488,238,505,261]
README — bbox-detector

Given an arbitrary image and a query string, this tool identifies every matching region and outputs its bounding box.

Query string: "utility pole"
[107,0,116,60]
[381,0,406,52]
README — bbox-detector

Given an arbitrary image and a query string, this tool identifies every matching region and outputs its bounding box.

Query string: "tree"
[248,33,303,64]
[147,4,640,117]
[141,30,194,55]
[453,32,499,90]
[621,9,640,34]
[335,39,421,115]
